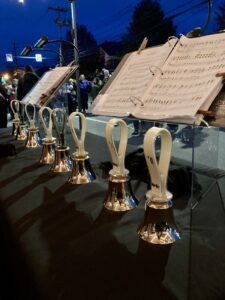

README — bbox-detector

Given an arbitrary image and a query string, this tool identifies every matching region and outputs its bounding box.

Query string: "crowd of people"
[0,65,111,128]
[50,67,110,115]
[0,65,39,128]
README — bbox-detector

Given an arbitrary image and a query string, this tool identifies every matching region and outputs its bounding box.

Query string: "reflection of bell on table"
[51,108,72,173]
[39,107,56,164]
[52,145,71,173]
[68,112,96,184]
[104,173,138,212]
[138,127,181,244]
[26,128,40,147]
[104,118,139,212]
[40,138,56,164]
[25,103,41,148]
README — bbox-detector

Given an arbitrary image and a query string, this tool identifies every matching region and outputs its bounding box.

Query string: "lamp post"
[20,45,63,65]
[69,0,81,112]
[34,36,79,59]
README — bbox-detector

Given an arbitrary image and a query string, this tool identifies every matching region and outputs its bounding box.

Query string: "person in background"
[0,79,9,128]
[68,78,77,114]
[16,65,39,121]
[101,67,110,83]
[90,77,103,103]
[79,74,91,113]
[16,65,39,101]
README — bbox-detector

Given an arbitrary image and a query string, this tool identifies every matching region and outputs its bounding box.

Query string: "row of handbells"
[10,100,181,245]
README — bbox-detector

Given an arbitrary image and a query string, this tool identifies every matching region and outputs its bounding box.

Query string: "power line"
[92,0,209,42]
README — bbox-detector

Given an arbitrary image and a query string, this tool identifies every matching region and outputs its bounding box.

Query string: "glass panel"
[190,125,225,300]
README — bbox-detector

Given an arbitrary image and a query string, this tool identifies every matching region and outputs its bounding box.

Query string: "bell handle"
[144,127,172,200]
[52,108,67,147]
[69,112,86,156]
[10,99,20,121]
[25,103,36,129]
[105,118,128,176]
[39,106,53,141]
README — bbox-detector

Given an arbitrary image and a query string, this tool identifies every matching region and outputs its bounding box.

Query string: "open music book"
[21,66,78,106]
[91,33,225,125]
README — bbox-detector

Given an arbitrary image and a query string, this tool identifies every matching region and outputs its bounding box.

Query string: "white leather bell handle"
[39,106,53,141]
[105,118,128,176]
[69,112,86,156]
[25,103,36,129]
[144,127,172,200]
[10,99,20,121]
[52,108,67,147]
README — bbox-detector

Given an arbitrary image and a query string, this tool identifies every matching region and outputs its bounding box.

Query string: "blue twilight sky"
[0,0,222,69]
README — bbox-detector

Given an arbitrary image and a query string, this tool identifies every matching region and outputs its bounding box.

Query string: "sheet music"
[92,39,177,116]
[21,66,77,106]
[134,34,225,122]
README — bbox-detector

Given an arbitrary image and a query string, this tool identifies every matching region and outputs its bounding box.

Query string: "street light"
[33,36,79,63]
[20,45,63,65]
[33,36,49,49]
[18,0,25,4]
[20,45,33,56]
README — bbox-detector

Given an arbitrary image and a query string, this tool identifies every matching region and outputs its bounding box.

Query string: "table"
[0,127,225,300]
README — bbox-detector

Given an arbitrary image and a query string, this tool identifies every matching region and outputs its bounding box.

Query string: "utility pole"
[69,0,81,111]
[48,6,70,66]
[13,42,18,68]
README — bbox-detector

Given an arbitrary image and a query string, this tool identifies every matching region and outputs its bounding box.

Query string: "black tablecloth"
[0,128,225,300]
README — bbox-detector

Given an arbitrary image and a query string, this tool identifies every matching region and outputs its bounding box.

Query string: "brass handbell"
[16,123,27,141]
[10,100,20,136]
[138,127,181,244]
[104,118,139,212]
[10,99,27,139]
[51,108,72,173]
[16,102,27,141]
[68,112,96,184]
[25,103,41,148]
[39,107,56,164]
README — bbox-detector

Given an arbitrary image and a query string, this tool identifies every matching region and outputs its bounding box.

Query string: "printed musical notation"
[134,34,225,122]
[92,39,177,116]
[92,32,225,124]
[21,66,78,106]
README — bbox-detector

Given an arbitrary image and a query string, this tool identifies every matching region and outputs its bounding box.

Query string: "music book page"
[21,66,78,106]
[92,39,177,116]
[134,34,225,124]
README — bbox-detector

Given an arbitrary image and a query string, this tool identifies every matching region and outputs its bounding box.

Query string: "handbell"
[39,107,56,165]
[16,123,27,140]
[10,100,25,139]
[104,173,138,212]
[104,118,139,212]
[68,112,96,184]
[25,103,41,148]
[138,127,181,245]
[12,120,19,136]
[10,100,20,135]
[51,108,72,173]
